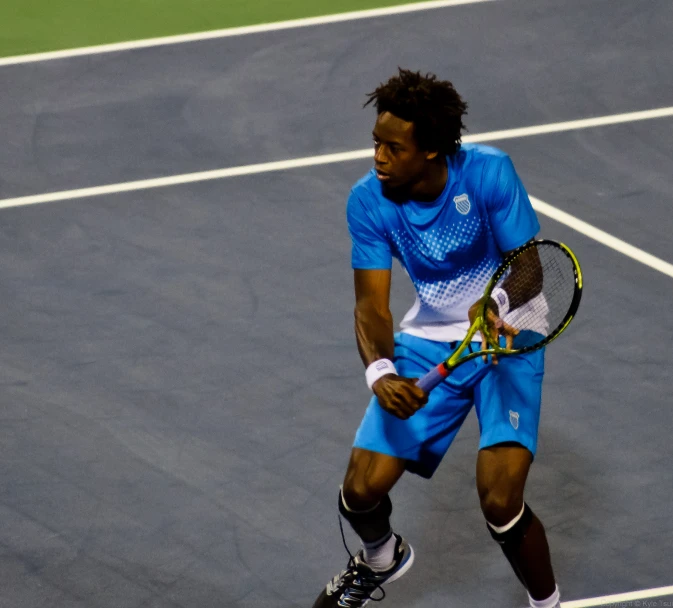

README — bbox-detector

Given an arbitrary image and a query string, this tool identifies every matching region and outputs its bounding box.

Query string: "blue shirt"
[347,143,540,341]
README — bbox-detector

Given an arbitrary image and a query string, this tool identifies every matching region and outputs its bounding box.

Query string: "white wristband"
[365,359,397,390]
[491,287,510,318]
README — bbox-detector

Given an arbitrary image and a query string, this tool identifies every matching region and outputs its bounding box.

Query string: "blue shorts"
[353,332,545,478]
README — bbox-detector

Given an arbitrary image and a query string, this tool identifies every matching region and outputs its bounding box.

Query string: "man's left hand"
[468,297,519,364]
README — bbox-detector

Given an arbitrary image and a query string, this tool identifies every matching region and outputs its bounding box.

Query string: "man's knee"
[342,472,389,510]
[479,486,525,527]
[338,451,403,543]
[342,450,404,510]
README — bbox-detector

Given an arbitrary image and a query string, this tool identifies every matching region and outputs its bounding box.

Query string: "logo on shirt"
[453,193,471,215]
[509,410,520,430]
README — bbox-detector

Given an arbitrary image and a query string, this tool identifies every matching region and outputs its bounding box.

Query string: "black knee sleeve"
[487,503,533,548]
[338,489,393,544]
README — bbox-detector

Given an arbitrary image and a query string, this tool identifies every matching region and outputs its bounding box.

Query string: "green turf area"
[1,0,429,57]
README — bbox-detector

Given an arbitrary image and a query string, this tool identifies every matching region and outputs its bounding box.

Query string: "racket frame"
[418,239,583,388]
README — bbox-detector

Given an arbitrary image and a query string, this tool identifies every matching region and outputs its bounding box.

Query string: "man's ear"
[425,150,439,161]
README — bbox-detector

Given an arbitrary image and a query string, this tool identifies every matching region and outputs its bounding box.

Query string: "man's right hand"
[372,375,428,420]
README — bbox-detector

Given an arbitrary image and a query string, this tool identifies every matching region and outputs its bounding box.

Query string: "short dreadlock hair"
[364,68,468,157]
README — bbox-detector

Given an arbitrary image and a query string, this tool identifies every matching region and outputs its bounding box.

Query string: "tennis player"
[311,69,561,608]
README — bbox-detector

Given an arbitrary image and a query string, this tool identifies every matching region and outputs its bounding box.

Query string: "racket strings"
[495,243,577,348]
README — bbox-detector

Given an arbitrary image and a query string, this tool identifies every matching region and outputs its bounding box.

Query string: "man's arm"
[354,269,395,364]
[497,245,543,312]
[354,269,427,419]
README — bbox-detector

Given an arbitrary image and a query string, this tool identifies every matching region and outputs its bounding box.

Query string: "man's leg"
[341,447,406,567]
[476,443,560,607]
[312,334,476,607]
[311,448,412,608]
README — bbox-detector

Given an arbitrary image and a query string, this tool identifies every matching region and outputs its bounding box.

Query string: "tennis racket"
[416,239,583,393]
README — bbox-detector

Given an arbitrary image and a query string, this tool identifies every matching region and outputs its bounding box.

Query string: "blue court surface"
[0,1,672,607]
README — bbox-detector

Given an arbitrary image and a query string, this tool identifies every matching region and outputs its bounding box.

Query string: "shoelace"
[336,515,386,605]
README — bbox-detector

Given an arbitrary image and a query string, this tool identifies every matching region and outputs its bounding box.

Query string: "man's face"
[372,111,436,193]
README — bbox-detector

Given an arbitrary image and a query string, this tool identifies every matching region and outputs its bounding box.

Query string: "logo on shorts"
[509,410,520,430]
[453,193,471,215]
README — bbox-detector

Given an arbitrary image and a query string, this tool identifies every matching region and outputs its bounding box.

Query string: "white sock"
[362,531,396,571]
[529,585,560,608]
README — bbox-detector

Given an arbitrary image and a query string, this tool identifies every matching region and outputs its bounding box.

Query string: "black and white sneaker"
[311,534,414,608]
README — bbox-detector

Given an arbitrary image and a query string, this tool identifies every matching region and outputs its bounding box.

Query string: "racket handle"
[417,365,449,393]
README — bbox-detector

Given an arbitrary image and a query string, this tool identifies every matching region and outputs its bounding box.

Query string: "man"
[311,69,561,608]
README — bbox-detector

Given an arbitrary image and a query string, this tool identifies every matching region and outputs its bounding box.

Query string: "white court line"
[1,106,672,209]
[562,584,673,607]
[0,0,492,67]
[465,107,673,142]
[531,196,673,278]
[1,106,672,279]
[0,150,368,210]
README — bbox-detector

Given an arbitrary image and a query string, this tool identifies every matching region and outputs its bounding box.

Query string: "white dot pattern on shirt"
[390,219,499,313]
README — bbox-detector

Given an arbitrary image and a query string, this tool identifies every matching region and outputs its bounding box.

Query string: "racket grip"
[417,365,449,393]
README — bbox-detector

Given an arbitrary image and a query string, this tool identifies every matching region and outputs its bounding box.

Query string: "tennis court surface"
[1,1,672,606]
